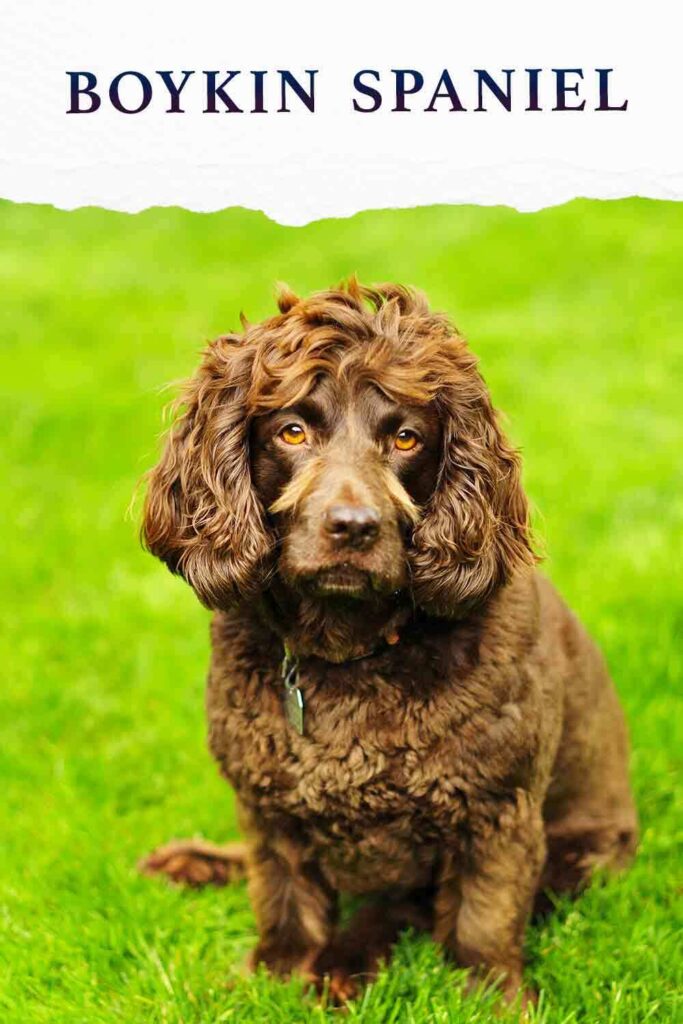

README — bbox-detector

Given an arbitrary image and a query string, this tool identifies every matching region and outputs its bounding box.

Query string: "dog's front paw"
[309,945,364,1004]
[316,969,359,1005]
[249,940,320,979]
[499,979,537,1017]
[464,967,537,1017]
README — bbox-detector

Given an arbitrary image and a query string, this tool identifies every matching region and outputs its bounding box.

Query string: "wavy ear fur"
[141,336,272,609]
[410,359,535,617]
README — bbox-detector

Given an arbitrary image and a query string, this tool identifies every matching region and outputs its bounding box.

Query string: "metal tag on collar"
[281,645,305,736]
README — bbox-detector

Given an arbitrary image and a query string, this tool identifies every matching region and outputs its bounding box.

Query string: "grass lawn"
[0,198,681,1023]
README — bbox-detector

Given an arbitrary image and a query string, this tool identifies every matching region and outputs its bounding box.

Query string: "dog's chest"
[207,660,472,851]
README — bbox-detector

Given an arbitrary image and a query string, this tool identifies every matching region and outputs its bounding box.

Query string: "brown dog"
[141,280,637,1006]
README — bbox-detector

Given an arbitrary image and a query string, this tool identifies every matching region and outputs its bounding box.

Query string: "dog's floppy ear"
[141,336,272,609]
[410,347,535,617]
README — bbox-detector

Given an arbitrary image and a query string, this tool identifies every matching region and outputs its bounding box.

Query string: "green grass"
[0,198,681,1023]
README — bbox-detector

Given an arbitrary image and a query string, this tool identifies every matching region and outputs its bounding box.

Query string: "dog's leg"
[434,796,545,1008]
[247,835,338,979]
[534,815,638,917]
[535,650,638,917]
[139,838,247,887]
[312,889,434,1003]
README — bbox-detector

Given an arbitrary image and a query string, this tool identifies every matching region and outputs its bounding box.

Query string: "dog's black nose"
[323,504,380,549]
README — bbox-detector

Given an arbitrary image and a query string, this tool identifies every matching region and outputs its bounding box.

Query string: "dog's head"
[142,280,534,619]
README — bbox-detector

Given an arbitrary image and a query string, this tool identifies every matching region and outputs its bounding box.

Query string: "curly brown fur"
[141,279,637,1005]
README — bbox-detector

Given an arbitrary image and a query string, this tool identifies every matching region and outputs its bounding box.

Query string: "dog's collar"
[280,632,401,737]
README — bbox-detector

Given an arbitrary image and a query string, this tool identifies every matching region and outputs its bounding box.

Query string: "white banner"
[1,0,681,224]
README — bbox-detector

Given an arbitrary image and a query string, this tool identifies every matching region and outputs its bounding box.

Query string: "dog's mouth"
[307,565,375,598]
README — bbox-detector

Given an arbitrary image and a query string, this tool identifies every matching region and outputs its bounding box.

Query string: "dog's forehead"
[302,373,421,423]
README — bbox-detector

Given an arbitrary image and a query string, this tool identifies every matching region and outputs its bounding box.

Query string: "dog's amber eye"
[395,429,419,451]
[279,423,307,446]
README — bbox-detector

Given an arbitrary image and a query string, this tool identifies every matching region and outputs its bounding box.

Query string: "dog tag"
[281,647,305,736]
[284,684,305,736]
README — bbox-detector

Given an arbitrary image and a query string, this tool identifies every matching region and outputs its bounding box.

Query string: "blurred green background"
[0,199,681,1023]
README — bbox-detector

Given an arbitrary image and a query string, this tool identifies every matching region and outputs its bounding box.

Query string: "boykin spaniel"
[141,280,637,1007]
